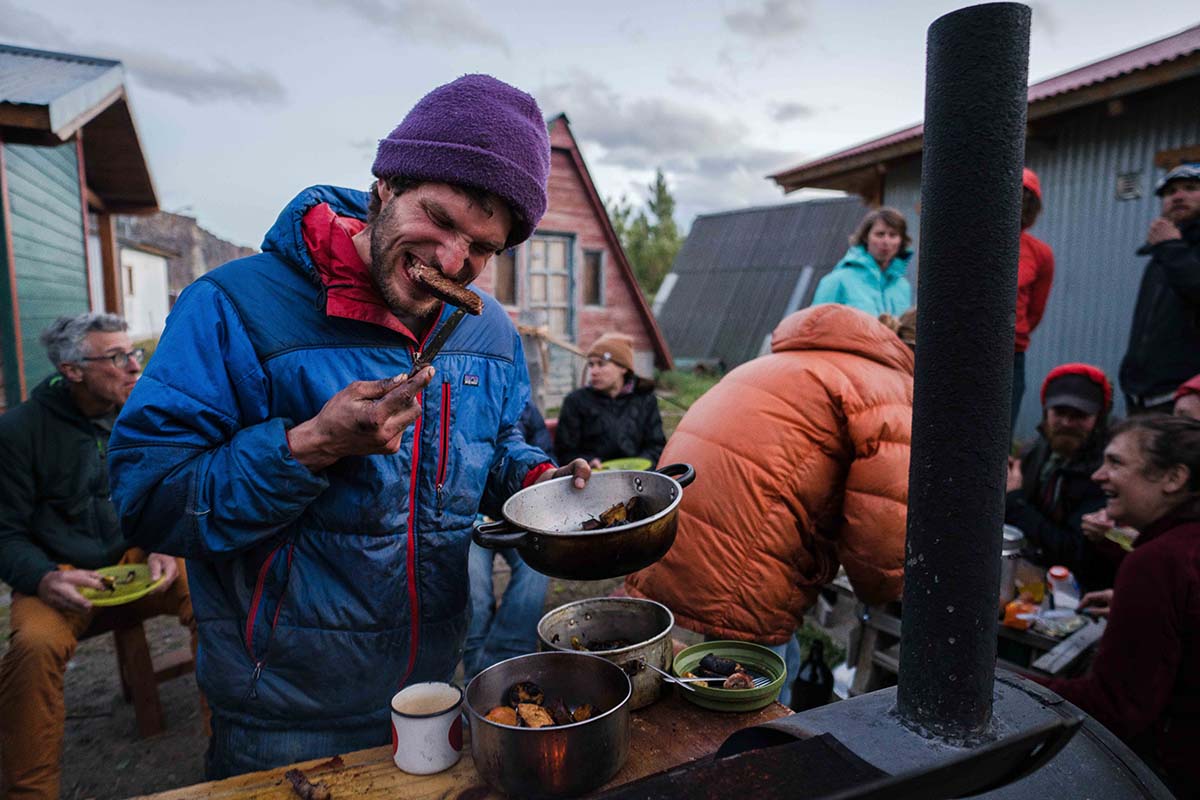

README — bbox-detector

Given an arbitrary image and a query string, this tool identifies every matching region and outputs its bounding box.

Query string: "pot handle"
[472,518,528,549]
[655,462,696,488]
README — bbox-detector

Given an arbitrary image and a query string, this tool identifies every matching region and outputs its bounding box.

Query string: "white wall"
[120,247,169,341]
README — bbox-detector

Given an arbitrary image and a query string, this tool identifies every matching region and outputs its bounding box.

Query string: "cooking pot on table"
[473,463,695,580]
[538,597,674,710]
[466,651,631,798]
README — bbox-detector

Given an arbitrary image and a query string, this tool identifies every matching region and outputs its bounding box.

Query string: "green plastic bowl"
[598,457,654,472]
[672,641,787,712]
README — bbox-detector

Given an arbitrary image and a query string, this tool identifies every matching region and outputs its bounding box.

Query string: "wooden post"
[113,622,166,738]
[97,212,123,316]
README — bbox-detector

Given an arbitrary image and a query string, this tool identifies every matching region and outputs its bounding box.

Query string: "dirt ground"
[0,569,625,799]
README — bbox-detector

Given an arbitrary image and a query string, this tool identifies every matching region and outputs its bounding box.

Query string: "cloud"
[1028,2,1061,39]
[724,0,808,39]
[770,101,815,123]
[308,0,510,55]
[535,70,796,222]
[0,0,287,105]
[119,53,286,105]
[668,72,719,98]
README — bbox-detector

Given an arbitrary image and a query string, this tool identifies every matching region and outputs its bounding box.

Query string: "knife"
[410,307,468,375]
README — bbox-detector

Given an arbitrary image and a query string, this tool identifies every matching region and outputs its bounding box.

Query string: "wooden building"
[0,43,157,410]
[768,24,1200,434]
[472,114,671,409]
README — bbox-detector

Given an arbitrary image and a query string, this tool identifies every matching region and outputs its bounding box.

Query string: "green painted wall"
[2,140,89,403]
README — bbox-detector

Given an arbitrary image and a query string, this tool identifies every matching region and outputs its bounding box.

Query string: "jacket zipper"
[436,382,451,513]
[399,316,440,687]
[241,542,296,698]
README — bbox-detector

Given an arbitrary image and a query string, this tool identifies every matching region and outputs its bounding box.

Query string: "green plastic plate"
[672,640,787,712]
[598,457,653,471]
[79,564,164,607]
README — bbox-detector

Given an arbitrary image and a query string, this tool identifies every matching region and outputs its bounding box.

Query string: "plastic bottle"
[790,640,834,711]
[1047,565,1080,611]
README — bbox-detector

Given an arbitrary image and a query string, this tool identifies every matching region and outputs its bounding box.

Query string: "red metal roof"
[772,22,1200,184]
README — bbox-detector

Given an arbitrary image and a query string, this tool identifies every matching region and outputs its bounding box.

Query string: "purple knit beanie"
[372,74,550,247]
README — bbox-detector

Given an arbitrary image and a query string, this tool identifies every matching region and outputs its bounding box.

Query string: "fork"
[635,658,772,689]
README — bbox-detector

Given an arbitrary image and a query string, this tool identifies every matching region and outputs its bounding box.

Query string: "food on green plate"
[722,671,754,690]
[99,575,117,592]
[698,654,743,677]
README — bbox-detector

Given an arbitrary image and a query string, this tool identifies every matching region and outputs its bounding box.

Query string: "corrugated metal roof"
[0,43,123,134]
[772,23,1200,185]
[656,196,868,367]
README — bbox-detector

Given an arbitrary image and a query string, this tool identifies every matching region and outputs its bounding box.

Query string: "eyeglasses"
[80,348,145,369]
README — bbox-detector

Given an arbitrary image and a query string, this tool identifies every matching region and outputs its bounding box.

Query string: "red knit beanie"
[1041,363,1111,414]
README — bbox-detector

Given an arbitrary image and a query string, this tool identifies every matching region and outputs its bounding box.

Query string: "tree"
[606,169,682,297]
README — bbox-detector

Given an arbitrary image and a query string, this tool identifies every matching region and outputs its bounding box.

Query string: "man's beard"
[368,226,406,317]
[1047,429,1085,457]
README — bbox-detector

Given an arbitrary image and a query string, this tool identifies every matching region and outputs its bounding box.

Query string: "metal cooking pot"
[473,463,695,580]
[538,597,674,710]
[999,524,1025,612]
[465,651,631,798]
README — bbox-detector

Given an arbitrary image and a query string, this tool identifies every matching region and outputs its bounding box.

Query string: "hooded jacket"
[0,375,128,595]
[624,304,913,643]
[554,379,665,467]
[1119,217,1200,401]
[108,185,548,733]
[811,244,913,317]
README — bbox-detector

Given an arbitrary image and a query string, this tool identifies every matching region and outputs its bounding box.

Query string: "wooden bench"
[79,607,194,738]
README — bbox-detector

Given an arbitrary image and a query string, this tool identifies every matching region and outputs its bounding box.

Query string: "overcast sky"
[3,0,1197,247]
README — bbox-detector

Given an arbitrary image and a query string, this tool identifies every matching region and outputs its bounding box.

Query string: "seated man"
[1005,364,1123,592]
[0,314,199,800]
[555,332,665,469]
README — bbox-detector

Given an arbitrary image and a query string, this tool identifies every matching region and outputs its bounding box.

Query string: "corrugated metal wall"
[3,140,89,399]
[882,76,1200,437]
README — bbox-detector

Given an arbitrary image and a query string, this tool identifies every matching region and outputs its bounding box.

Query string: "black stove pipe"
[896,3,1031,740]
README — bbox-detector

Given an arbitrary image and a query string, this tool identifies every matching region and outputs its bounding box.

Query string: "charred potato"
[517,703,555,728]
[506,681,544,707]
[485,705,518,726]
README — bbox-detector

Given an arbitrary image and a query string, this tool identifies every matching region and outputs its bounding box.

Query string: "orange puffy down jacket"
[625,304,913,644]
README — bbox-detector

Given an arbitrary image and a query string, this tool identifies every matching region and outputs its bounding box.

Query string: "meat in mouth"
[408,259,483,315]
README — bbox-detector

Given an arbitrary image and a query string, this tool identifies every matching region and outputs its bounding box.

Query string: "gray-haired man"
[0,313,201,800]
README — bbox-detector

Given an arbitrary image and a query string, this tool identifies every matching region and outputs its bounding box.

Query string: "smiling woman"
[1043,414,1200,794]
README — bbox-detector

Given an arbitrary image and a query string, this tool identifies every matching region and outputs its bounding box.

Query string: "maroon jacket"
[1046,507,1200,794]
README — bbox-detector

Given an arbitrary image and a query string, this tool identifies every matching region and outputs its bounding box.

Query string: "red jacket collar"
[301,202,438,343]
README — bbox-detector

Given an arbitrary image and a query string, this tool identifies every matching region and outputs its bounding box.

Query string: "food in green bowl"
[672,641,786,712]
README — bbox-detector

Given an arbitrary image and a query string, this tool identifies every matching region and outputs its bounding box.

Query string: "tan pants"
[0,553,206,800]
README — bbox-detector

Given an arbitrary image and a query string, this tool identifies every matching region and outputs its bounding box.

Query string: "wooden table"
[830,574,1101,695]
[132,692,791,799]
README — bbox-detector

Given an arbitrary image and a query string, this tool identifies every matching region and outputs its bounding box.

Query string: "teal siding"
[4,141,88,397]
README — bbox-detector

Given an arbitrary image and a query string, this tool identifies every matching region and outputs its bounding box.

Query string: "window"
[582,250,603,306]
[527,235,574,337]
[493,248,517,306]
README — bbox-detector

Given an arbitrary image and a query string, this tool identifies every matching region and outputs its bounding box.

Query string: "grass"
[796,620,847,669]
[655,369,722,437]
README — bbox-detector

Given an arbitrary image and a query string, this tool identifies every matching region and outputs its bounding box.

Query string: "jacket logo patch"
[463,374,479,386]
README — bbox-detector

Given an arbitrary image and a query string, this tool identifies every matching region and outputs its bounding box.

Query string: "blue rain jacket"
[812,244,913,317]
[108,186,548,732]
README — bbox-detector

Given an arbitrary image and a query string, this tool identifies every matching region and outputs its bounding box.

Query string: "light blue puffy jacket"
[812,244,913,317]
